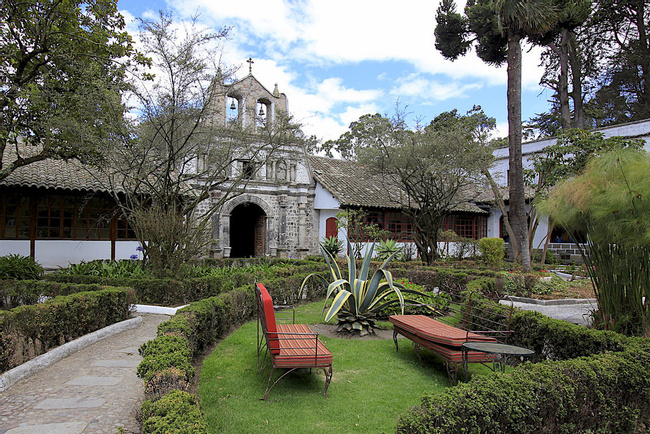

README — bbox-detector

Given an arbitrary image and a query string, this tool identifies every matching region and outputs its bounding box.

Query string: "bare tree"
[100,12,309,277]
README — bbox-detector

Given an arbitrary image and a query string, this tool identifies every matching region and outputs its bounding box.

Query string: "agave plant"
[302,239,431,336]
[376,238,402,261]
[319,236,344,258]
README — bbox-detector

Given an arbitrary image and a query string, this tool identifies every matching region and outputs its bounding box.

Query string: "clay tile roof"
[0,145,113,193]
[309,156,404,209]
[309,156,488,214]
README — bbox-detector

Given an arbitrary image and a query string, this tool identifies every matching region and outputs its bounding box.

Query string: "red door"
[325,217,337,239]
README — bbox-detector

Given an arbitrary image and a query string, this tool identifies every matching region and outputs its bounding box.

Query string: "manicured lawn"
[198,301,487,433]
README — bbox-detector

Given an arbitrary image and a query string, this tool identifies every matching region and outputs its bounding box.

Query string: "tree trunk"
[483,169,519,261]
[558,29,571,129]
[568,32,585,128]
[507,32,531,272]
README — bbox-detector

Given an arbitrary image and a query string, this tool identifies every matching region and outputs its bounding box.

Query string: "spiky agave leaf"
[324,290,352,322]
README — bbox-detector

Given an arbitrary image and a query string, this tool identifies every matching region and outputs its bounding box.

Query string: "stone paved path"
[0,314,168,434]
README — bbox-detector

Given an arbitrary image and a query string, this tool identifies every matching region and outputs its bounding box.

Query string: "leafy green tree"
[532,0,650,131]
[326,107,494,265]
[540,149,650,336]
[334,208,390,259]
[435,0,558,271]
[0,0,140,180]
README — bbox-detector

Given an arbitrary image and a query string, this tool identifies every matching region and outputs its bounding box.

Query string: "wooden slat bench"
[256,283,333,400]
[389,292,513,383]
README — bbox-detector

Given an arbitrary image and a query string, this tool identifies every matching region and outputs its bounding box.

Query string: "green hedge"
[140,390,207,433]
[138,285,257,433]
[46,263,328,306]
[0,280,104,309]
[509,310,627,362]
[396,339,650,433]
[0,287,131,373]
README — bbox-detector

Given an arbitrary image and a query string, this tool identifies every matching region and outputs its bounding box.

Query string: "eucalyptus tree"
[435,0,558,271]
[0,0,138,180]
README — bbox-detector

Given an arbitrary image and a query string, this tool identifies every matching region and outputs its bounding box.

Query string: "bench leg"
[413,342,424,367]
[392,329,399,351]
[262,366,298,400]
[445,361,461,386]
[262,365,333,400]
[322,365,333,398]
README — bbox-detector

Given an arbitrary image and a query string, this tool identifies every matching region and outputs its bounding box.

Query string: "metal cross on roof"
[247,57,254,74]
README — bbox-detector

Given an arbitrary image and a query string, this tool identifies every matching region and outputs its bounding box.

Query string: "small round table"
[462,342,535,373]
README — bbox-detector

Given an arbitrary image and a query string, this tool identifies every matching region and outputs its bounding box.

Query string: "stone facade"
[203,74,317,259]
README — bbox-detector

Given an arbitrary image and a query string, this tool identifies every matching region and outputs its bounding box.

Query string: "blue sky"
[117,0,554,143]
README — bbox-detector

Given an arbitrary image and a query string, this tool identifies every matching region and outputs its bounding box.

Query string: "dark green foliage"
[0,280,103,309]
[58,259,147,278]
[138,285,259,432]
[0,255,44,280]
[319,236,344,258]
[396,339,650,433]
[376,239,402,261]
[509,309,627,362]
[138,347,195,383]
[478,237,505,268]
[465,277,496,296]
[0,288,129,373]
[140,390,207,434]
[434,0,471,59]
[46,260,329,306]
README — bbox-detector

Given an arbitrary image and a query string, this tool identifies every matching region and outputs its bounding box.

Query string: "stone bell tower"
[203,60,317,259]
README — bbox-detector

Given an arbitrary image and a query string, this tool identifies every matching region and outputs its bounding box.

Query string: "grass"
[198,300,493,433]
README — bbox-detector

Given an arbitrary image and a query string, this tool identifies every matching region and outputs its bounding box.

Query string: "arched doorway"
[230,203,266,257]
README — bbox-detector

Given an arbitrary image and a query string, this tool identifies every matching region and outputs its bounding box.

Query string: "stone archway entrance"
[230,203,266,257]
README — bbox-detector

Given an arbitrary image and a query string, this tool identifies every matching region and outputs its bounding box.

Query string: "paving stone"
[91,360,141,368]
[34,397,106,409]
[0,314,168,433]
[65,376,122,386]
[5,421,88,433]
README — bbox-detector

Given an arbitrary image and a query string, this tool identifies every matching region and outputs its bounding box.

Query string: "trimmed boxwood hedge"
[0,280,104,309]
[138,286,255,433]
[45,262,329,306]
[137,271,327,433]
[396,338,650,433]
[0,287,131,372]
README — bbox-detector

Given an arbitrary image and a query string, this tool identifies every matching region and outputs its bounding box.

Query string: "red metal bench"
[256,283,333,400]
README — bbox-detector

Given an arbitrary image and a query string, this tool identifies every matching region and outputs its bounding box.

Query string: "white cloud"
[391,74,484,101]
[120,0,550,141]
[163,0,543,85]
[495,121,509,139]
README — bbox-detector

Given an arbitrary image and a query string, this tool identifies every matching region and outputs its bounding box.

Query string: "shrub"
[301,240,430,335]
[376,239,402,261]
[144,367,190,401]
[396,339,650,433]
[136,285,259,432]
[140,390,207,434]
[478,237,505,268]
[0,280,104,309]
[0,254,44,280]
[0,287,129,372]
[319,236,344,258]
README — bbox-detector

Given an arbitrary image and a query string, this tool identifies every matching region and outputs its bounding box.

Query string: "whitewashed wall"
[0,240,141,268]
